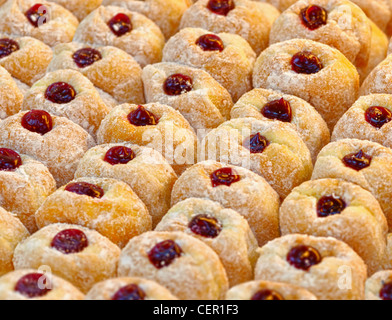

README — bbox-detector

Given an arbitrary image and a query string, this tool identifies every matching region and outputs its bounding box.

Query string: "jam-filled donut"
[22,69,111,138]
[312,139,392,231]
[0,207,29,276]
[0,66,23,119]
[201,118,313,198]
[74,143,177,227]
[366,270,392,300]
[226,280,317,300]
[118,231,229,300]
[0,269,85,300]
[254,234,367,300]
[0,148,56,232]
[35,177,152,248]
[280,178,387,274]
[102,0,191,39]
[0,35,52,86]
[142,62,233,131]
[162,27,256,102]
[332,94,392,149]
[360,54,392,96]
[86,277,178,300]
[73,5,165,67]
[180,0,279,55]
[252,39,359,130]
[13,223,121,293]
[97,103,197,175]
[155,198,259,286]
[0,110,95,186]
[47,43,144,105]
[49,0,102,21]
[0,0,79,47]
[231,88,330,162]
[171,161,280,246]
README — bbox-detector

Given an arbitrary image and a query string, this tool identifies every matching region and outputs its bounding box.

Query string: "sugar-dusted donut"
[0,269,85,300]
[360,54,392,96]
[231,88,330,162]
[47,43,144,105]
[201,118,313,198]
[253,39,359,130]
[156,198,259,286]
[35,177,152,248]
[382,233,392,270]
[75,143,177,227]
[162,27,256,102]
[171,161,280,246]
[0,66,23,119]
[366,270,392,300]
[73,5,164,67]
[13,223,121,293]
[118,231,229,300]
[49,0,102,21]
[280,178,387,274]
[254,234,367,300]
[0,0,78,47]
[86,277,178,300]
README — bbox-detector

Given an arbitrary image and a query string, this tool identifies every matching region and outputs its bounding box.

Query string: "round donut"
[0,66,23,119]
[366,270,392,300]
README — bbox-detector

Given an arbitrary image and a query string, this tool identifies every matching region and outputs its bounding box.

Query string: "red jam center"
[287,245,322,271]
[65,182,104,198]
[291,52,323,74]
[317,196,346,218]
[207,0,235,16]
[21,110,53,135]
[189,214,222,238]
[148,240,183,269]
[72,48,102,68]
[196,34,224,52]
[104,146,135,165]
[365,106,392,129]
[342,150,372,171]
[210,167,241,187]
[112,284,146,300]
[251,289,285,301]
[163,74,193,96]
[108,13,132,37]
[243,133,270,154]
[50,229,89,254]
[262,98,292,123]
[25,4,48,28]
[0,38,19,59]
[0,148,22,171]
[15,273,51,298]
[380,282,392,301]
[301,5,328,30]
[45,82,76,104]
[127,105,158,126]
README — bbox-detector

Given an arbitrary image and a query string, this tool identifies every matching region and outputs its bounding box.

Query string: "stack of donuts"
[1,0,392,301]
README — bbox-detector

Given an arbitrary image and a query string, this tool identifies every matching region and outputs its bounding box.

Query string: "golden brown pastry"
[117,231,229,300]
[366,270,392,300]
[47,43,144,105]
[360,54,392,96]
[226,280,317,300]
[201,118,313,198]
[255,0,296,12]
[231,88,330,162]
[254,234,367,300]
[0,110,95,186]
[253,39,359,130]
[13,223,121,293]
[162,27,256,102]
[0,0,79,47]
[0,207,29,276]
[171,161,280,246]
[280,178,387,274]
[0,35,52,86]
[35,177,152,248]
[74,143,177,227]
[0,66,23,119]
[312,139,392,231]
[155,198,259,286]
[73,5,165,67]
[0,269,85,300]
[97,102,197,175]
[49,0,102,21]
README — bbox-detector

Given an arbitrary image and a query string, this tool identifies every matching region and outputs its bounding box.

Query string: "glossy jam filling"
[0,148,22,171]
[207,0,235,16]
[262,98,292,122]
[0,38,19,59]
[21,110,53,135]
[163,74,193,96]
[291,52,323,74]
[196,34,224,52]
[210,167,241,187]
[127,105,158,126]
[112,284,146,300]
[104,146,135,165]
[342,150,372,171]
[45,82,76,104]
[300,5,328,30]
[251,289,285,300]
[380,282,392,301]
[72,48,102,68]
[65,182,104,199]
[50,229,89,254]
[148,240,183,269]
[317,196,346,218]
[25,4,48,28]
[287,245,322,271]
[15,273,51,298]
[365,106,392,129]
[108,13,132,37]
[243,133,270,154]
[189,214,222,238]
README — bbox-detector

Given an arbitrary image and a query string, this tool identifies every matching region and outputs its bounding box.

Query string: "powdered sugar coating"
[365,270,392,300]
[360,54,392,96]
[0,66,23,119]
[49,0,102,21]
